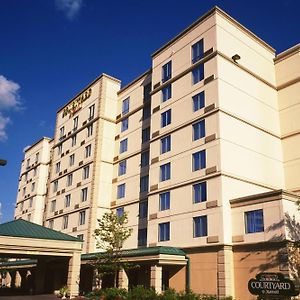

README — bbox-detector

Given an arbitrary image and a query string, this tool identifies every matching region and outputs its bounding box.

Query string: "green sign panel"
[248,273,299,298]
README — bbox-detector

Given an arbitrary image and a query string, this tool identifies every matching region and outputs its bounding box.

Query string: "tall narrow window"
[138,228,147,246]
[192,150,206,171]
[122,98,130,115]
[31,182,35,192]
[26,159,30,168]
[140,175,149,193]
[160,163,171,181]
[193,215,207,237]
[193,91,205,111]
[89,104,95,120]
[245,209,264,233]
[87,124,93,137]
[143,83,151,102]
[73,116,78,131]
[159,222,170,241]
[50,200,56,212]
[35,152,39,163]
[85,144,92,158]
[22,187,26,196]
[116,207,124,217]
[193,120,205,140]
[142,127,150,143]
[62,215,69,229]
[162,61,172,82]
[139,201,148,219]
[83,165,90,179]
[118,160,127,176]
[53,180,58,192]
[59,126,65,139]
[121,118,129,132]
[159,191,170,211]
[65,194,71,207]
[81,187,88,202]
[161,135,171,154]
[142,105,151,120]
[193,182,207,203]
[69,154,75,166]
[71,135,77,147]
[49,219,54,229]
[161,109,171,127]
[192,64,204,84]
[141,151,150,168]
[55,162,61,173]
[162,84,172,102]
[192,39,204,63]
[120,138,128,154]
[117,183,125,199]
[67,174,73,186]
[79,210,86,225]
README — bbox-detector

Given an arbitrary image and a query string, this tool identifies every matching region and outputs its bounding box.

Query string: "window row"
[48,210,86,229]
[25,152,40,169]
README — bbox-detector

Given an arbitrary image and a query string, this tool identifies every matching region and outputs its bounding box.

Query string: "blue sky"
[0,0,299,223]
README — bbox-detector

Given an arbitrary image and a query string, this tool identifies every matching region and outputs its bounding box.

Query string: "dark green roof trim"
[0,219,81,242]
[0,259,37,267]
[81,246,186,261]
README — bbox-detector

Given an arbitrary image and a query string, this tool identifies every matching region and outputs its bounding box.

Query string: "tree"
[94,210,133,288]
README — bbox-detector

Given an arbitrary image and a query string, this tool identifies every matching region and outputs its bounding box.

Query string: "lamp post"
[0,160,7,166]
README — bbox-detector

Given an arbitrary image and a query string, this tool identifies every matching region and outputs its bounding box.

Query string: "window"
[62,215,69,229]
[193,120,205,140]
[139,201,148,219]
[59,126,65,139]
[161,135,171,154]
[193,91,205,112]
[159,222,170,241]
[50,200,56,212]
[142,105,151,120]
[141,150,149,168]
[193,182,207,203]
[120,139,128,154]
[57,145,62,155]
[138,228,147,246]
[22,187,26,196]
[26,158,30,168]
[160,163,171,181]
[162,84,172,102]
[77,234,84,241]
[29,197,33,208]
[27,214,31,221]
[116,207,124,217]
[69,154,75,166]
[140,175,149,193]
[143,83,151,102]
[193,215,208,237]
[121,118,129,132]
[48,219,54,229]
[81,187,88,202]
[118,160,127,176]
[142,127,150,143]
[192,39,204,64]
[71,134,77,147]
[65,194,71,207]
[33,167,37,176]
[20,202,24,211]
[87,124,93,137]
[85,144,92,158]
[73,116,79,131]
[53,180,58,192]
[161,109,171,127]
[89,104,95,120]
[83,165,90,179]
[24,173,28,181]
[117,183,126,199]
[35,152,39,163]
[159,191,170,211]
[192,150,206,171]
[122,98,130,115]
[67,174,73,186]
[245,209,264,233]
[55,162,61,174]
[162,61,172,82]
[79,210,86,225]
[31,182,35,192]
[192,64,204,84]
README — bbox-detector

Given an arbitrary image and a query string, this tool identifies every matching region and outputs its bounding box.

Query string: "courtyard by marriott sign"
[248,273,299,298]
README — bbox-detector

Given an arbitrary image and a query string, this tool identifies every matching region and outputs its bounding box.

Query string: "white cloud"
[0,75,21,110]
[0,113,10,142]
[55,0,83,20]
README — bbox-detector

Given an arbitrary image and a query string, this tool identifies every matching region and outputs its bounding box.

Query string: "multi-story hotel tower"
[14,6,300,299]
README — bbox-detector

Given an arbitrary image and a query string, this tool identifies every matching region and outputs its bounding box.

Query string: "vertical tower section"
[15,137,52,224]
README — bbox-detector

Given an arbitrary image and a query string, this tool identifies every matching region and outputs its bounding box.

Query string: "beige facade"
[14,6,300,299]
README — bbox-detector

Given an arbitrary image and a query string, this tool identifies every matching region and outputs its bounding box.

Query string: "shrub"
[127,285,158,300]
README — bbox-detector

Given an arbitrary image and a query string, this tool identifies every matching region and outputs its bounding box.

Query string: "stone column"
[150,265,162,294]
[9,270,16,289]
[118,269,128,290]
[5,271,11,287]
[67,252,81,298]
[92,269,101,290]
[35,258,47,294]
[217,245,235,299]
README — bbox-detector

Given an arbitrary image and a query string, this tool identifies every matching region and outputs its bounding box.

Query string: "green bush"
[127,285,158,300]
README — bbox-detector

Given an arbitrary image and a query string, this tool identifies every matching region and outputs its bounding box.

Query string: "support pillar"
[217,245,235,299]
[118,269,128,290]
[67,252,81,298]
[92,269,101,290]
[35,258,47,294]
[150,265,162,294]
[9,270,16,289]
[5,271,11,287]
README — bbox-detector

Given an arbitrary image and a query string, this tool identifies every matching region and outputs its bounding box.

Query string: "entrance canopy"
[0,219,82,298]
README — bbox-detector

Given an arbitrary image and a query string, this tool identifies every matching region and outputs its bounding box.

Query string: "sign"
[62,88,92,117]
[248,272,300,298]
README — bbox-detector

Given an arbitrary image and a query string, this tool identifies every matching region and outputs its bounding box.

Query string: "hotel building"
[14,6,300,299]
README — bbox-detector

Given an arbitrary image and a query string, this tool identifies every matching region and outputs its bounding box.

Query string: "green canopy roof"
[0,219,81,242]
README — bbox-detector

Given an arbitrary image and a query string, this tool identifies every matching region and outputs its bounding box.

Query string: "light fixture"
[232,54,241,63]
[0,159,7,166]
